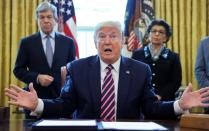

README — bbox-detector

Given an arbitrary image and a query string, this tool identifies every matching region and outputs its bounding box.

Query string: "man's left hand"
[179,83,209,110]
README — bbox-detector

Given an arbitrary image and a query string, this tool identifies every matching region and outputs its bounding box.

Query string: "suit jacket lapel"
[51,33,60,68]
[88,56,101,118]
[36,33,50,68]
[117,57,131,118]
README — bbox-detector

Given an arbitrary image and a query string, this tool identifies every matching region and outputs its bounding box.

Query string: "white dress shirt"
[40,30,55,54]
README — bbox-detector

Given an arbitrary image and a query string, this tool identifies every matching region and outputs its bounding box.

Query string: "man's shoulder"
[200,36,209,44]
[122,56,149,69]
[67,55,98,68]
[202,36,209,41]
[19,33,40,45]
[21,32,40,41]
[122,56,151,78]
[55,32,73,41]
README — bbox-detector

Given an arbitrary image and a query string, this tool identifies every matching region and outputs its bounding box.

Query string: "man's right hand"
[37,74,54,87]
[5,83,38,111]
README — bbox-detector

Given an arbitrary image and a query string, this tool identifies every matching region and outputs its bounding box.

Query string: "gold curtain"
[154,0,209,90]
[0,0,43,120]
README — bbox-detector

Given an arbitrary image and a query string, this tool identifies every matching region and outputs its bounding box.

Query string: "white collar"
[40,30,56,39]
[100,57,121,72]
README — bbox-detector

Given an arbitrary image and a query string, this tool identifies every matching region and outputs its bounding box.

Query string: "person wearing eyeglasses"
[132,19,182,101]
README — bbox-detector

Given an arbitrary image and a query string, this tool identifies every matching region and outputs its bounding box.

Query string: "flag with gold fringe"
[124,0,155,47]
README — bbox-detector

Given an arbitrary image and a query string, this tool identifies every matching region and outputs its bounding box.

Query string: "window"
[74,0,127,58]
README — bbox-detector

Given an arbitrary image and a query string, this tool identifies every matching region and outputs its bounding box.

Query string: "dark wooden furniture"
[0,119,206,131]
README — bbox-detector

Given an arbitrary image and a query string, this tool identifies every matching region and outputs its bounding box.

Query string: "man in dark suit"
[6,21,209,121]
[13,2,75,118]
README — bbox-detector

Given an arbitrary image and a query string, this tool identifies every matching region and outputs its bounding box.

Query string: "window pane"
[74,0,127,58]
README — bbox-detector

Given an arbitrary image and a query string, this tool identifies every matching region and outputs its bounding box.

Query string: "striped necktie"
[100,64,116,121]
[45,35,53,68]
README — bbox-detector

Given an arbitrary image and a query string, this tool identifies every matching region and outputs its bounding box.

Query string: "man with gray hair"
[7,20,209,121]
[13,2,75,119]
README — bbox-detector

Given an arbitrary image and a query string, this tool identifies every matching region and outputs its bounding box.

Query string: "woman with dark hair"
[132,19,182,101]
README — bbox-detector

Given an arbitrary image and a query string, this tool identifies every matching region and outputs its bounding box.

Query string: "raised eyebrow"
[98,33,106,36]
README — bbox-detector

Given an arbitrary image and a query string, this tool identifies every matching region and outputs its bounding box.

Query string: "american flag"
[124,0,155,50]
[49,0,79,59]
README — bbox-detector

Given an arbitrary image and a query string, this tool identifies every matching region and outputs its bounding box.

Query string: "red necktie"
[100,64,116,121]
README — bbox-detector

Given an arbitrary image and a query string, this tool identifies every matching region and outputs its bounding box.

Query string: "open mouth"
[104,48,112,53]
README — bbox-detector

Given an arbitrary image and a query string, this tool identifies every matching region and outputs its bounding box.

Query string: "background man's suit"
[195,36,209,114]
[195,37,209,87]
[41,55,177,120]
[13,32,75,99]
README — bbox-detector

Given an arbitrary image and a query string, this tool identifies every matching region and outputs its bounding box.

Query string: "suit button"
[152,83,155,86]
[152,63,156,66]
[152,73,155,76]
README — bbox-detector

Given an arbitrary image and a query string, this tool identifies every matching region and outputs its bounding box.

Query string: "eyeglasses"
[150,30,166,35]
[97,32,121,42]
